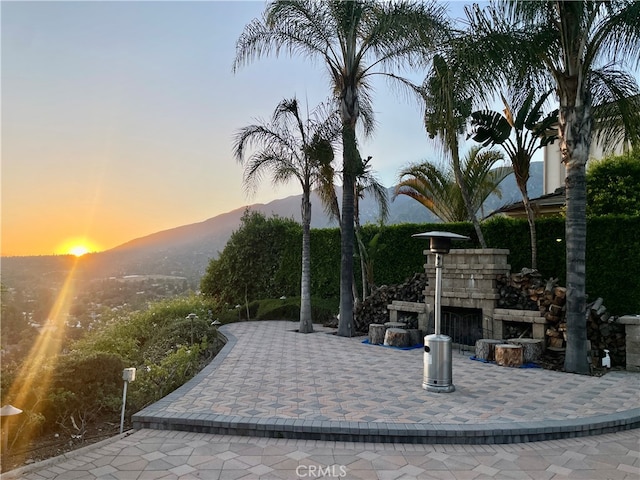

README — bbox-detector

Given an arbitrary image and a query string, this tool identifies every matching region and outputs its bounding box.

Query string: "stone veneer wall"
[618,315,640,372]
[421,249,510,336]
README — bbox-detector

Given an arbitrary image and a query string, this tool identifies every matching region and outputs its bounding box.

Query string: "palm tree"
[469,89,558,269]
[233,97,340,334]
[421,54,490,246]
[354,156,389,301]
[233,0,448,336]
[465,1,640,374]
[395,146,510,222]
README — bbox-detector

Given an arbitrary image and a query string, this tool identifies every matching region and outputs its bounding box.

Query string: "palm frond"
[234,95,340,202]
[589,65,640,150]
[592,1,640,70]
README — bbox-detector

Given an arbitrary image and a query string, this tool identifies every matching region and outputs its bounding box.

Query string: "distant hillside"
[1,163,542,285]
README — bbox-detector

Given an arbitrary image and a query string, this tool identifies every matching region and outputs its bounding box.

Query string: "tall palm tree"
[233,97,340,334]
[465,1,640,373]
[421,54,489,246]
[469,89,559,269]
[233,0,448,336]
[395,146,510,222]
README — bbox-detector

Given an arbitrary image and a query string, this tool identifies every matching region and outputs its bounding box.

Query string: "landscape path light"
[412,231,469,393]
[186,313,198,345]
[120,368,136,434]
[1,404,23,452]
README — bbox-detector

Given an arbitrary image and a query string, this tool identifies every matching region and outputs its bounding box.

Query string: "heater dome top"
[412,231,470,254]
[412,231,470,241]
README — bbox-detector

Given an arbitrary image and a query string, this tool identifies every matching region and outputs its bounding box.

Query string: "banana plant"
[469,89,558,269]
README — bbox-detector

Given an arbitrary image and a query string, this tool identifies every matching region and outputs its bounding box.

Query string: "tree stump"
[384,328,410,348]
[507,338,544,363]
[369,324,386,345]
[495,344,523,367]
[407,329,421,346]
[385,322,408,329]
[475,339,503,361]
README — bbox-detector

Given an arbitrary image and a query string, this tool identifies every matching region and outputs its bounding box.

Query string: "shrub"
[587,150,640,217]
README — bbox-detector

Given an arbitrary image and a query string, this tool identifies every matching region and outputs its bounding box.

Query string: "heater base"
[423,382,455,393]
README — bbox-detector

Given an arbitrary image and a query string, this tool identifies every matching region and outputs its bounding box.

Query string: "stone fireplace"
[420,248,511,341]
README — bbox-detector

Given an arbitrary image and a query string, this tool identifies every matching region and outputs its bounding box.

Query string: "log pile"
[545,293,625,366]
[541,281,568,349]
[496,268,544,310]
[354,273,427,334]
[586,298,626,367]
[496,268,568,348]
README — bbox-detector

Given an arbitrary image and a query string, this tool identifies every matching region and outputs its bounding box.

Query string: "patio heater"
[412,231,469,393]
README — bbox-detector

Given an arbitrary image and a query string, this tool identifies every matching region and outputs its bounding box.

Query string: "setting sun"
[69,245,90,257]
[57,238,101,257]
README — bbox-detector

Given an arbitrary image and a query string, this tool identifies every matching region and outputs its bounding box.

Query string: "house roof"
[485,187,565,219]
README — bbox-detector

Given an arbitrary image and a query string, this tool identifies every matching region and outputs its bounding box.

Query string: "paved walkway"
[2,321,639,479]
[3,428,639,479]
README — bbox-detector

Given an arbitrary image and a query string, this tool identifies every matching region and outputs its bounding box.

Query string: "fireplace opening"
[428,307,489,348]
[397,312,419,329]
[503,321,532,340]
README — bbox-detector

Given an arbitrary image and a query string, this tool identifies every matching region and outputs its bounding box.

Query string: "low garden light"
[412,231,469,393]
[1,404,23,452]
[120,368,136,434]
[186,313,198,345]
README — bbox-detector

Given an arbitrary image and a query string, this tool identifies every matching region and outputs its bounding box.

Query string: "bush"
[587,150,640,216]
[45,352,125,435]
[200,210,302,304]
[215,296,338,325]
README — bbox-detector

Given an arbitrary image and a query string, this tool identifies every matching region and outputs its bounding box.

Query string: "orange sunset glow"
[1,1,437,258]
[57,238,102,257]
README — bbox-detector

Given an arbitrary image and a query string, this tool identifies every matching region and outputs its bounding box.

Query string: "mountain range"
[1,163,543,286]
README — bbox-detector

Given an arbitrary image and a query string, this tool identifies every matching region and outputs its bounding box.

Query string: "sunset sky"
[2,1,476,257]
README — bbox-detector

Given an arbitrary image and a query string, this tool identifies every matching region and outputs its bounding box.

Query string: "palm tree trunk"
[354,194,367,300]
[559,99,591,375]
[518,183,537,269]
[359,237,367,300]
[299,192,313,333]
[337,125,358,337]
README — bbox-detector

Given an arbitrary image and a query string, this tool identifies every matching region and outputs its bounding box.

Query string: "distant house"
[543,135,631,195]
[489,99,636,219]
[484,187,565,219]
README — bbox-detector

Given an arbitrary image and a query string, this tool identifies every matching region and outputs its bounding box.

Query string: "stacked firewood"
[586,298,625,367]
[496,268,568,347]
[496,268,564,313]
[353,273,427,334]
[539,277,568,348]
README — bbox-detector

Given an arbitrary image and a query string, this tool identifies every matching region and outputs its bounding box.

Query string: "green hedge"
[202,216,640,316]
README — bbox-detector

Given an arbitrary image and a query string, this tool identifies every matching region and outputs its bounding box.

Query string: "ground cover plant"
[0,296,222,471]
